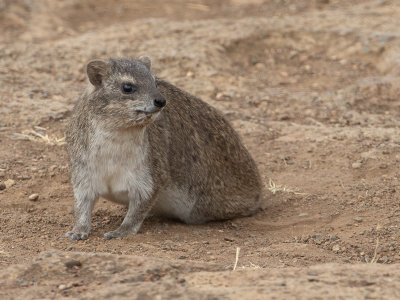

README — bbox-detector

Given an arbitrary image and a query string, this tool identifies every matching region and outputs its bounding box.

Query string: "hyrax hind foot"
[104,230,128,240]
[104,225,140,240]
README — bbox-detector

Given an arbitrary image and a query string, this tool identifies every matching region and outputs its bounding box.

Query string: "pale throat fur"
[87,118,153,206]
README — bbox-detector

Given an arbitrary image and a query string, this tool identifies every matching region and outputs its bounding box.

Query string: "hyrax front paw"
[65,230,90,241]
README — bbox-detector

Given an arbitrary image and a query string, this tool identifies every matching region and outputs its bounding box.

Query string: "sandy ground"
[1,0,400,298]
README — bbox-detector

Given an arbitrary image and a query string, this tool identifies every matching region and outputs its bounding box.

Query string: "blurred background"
[0,0,366,44]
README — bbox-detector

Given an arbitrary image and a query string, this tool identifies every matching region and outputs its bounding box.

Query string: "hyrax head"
[86,56,166,129]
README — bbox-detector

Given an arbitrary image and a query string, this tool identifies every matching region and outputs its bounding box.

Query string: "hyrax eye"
[122,83,136,93]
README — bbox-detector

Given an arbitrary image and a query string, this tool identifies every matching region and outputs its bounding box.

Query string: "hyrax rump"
[65,56,262,240]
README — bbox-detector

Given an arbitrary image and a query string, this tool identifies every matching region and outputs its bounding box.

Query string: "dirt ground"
[1,0,400,298]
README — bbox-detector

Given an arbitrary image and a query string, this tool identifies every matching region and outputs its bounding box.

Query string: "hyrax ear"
[138,55,152,70]
[86,59,109,87]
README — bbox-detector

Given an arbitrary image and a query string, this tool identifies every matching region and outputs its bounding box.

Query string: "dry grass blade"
[33,125,47,131]
[268,179,307,196]
[239,262,262,270]
[11,133,36,141]
[233,247,240,271]
[369,238,379,264]
[11,129,66,146]
[186,3,210,11]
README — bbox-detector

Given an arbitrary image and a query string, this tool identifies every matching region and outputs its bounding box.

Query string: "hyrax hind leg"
[104,189,159,239]
[182,193,261,225]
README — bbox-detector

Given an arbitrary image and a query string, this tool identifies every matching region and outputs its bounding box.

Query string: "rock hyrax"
[66,56,262,240]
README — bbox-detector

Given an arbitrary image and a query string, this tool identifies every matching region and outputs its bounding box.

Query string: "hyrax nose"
[153,97,166,108]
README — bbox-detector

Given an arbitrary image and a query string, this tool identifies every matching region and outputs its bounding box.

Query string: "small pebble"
[280,71,288,77]
[332,245,340,252]
[380,256,389,263]
[4,179,15,188]
[298,213,309,217]
[354,217,363,223]
[65,260,82,269]
[28,194,39,201]
[330,234,339,241]
[216,92,225,100]
[352,162,362,169]
[299,55,308,62]
[230,222,239,229]
[0,182,5,190]
[224,237,235,242]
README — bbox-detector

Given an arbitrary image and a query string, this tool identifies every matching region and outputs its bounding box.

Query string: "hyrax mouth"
[133,109,161,125]
[139,106,164,115]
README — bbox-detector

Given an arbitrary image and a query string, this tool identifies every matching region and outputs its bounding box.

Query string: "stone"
[4,179,15,188]
[28,194,39,201]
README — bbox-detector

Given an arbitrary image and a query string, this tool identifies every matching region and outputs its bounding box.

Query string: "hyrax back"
[66,57,262,240]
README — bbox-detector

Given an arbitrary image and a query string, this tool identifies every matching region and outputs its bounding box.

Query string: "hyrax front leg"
[66,183,98,241]
[104,190,157,239]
